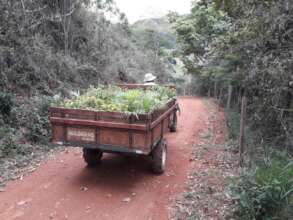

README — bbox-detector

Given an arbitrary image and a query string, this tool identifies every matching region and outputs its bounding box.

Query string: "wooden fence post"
[239,95,247,167]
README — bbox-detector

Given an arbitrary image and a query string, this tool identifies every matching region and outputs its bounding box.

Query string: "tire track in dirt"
[0,97,208,220]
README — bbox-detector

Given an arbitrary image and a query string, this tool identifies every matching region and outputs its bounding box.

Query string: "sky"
[115,0,194,23]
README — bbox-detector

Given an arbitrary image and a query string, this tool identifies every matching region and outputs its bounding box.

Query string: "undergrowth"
[226,108,293,219]
[0,92,59,185]
[232,153,293,220]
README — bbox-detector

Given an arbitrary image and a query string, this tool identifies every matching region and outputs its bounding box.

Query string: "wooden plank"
[117,84,176,90]
[133,133,148,150]
[129,115,134,149]
[164,118,169,132]
[50,117,147,131]
[50,107,97,116]
[62,112,67,142]
[52,125,64,143]
[50,107,150,122]
[160,120,164,138]
[95,112,99,145]
[153,124,162,144]
[150,103,178,129]
[145,132,152,152]
[66,127,96,143]
[50,99,176,122]
[100,129,129,147]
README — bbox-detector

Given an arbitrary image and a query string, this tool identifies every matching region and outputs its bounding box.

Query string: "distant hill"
[131,16,188,92]
[131,17,177,50]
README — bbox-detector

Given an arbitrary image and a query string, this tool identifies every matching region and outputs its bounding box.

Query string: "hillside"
[131,17,177,50]
[0,1,180,183]
[130,17,190,93]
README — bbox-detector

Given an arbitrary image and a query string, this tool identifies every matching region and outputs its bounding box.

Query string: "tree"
[172,0,293,148]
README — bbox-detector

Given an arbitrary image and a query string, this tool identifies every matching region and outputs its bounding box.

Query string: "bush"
[232,155,293,220]
[23,96,54,144]
[0,92,13,117]
[227,110,240,140]
[0,125,20,158]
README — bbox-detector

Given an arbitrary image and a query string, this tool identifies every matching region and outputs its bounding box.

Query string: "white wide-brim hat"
[144,73,157,82]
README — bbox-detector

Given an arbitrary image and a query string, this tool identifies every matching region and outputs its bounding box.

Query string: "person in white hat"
[144,73,157,85]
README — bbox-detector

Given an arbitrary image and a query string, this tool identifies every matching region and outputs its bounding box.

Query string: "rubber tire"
[151,139,167,174]
[83,148,103,167]
[170,113,177,132]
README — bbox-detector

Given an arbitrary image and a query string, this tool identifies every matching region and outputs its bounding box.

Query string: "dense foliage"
[170,0,293,218]
[0,0,174,97]
[171,0,293,149]
[58,86,176,113]
[232,155,293,220]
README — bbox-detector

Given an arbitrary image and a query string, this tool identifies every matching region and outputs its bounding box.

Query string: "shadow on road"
[72,154,155,190]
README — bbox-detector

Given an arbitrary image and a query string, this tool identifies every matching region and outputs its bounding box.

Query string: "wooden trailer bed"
[49,85,179,174]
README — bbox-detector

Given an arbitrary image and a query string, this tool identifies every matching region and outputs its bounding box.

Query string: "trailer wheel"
[83,148,103,167]
[151,139,167,174]
[170,113,177,132]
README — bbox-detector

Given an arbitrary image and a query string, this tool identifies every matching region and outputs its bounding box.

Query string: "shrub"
[24,96,54,144]
[232,155,293,220]
[25,111,49,144]
[0,126,20,158]
[0,92,13,117]
[227,110,240,140]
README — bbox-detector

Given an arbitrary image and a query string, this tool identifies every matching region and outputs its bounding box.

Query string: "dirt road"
[0,97,209,220]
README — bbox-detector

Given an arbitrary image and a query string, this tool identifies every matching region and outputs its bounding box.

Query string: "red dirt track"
[0,97,208,220]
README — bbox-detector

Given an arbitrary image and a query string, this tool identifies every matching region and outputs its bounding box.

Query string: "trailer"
[49,85,179,174]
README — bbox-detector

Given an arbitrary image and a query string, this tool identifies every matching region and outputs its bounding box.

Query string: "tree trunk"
[214,81,217,99]
[238,90,242,111]
[227,85,233,110]
[285,89,293,150]
[61,0,73,56]
[64,30,69,56]
[219,87,223,103]
[20,0,27,24]
[239,95,247,167]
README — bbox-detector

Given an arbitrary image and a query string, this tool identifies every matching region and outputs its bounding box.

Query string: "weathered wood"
[118,84,176,90]
[51,107,148,120]
[50,98,178,155]
[51,100,176,123]
[239,95,247,167]
[50,82,178,156]
[150,103,178,129]
[100,129,130,147]
[50,117,147,131]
